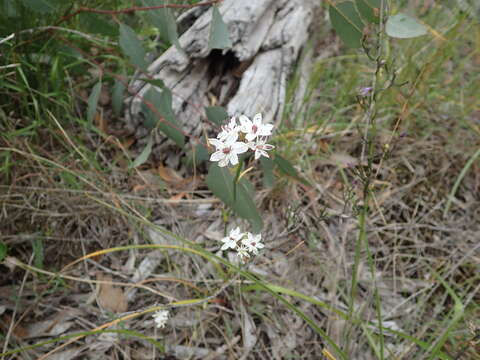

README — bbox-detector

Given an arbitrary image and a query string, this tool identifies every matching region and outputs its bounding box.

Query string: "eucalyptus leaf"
[142,88,185,147]
[87,80,102,123]
[143,0,184,55]
[21,0,55,13]
[355,0,379,24]
[208,6,232,50]
[130,135,153,169]
[205,106,229,126]
[139,78,166,89]
[206,164,263,232]
[385,13,427,39]
[119,23,148,71]
[329,1,365,48]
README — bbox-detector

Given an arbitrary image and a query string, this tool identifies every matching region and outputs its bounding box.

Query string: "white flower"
[236,245,251,260]
[217,117,240,141]
[152,310,169,328]
[242,233,264,255]
[248,137,275,160]
[239,113,273,141]
[209,132,249,167]
[220,227,245,250]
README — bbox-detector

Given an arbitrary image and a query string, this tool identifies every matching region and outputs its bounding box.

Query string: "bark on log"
[126,0,317,147]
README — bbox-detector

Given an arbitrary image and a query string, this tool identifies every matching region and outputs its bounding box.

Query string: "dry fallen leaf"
[96,273,128,313]
[158,164,184,184]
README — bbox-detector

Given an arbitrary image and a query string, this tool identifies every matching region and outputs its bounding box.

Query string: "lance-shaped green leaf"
[329,1,365,48]
[0,242,7,262]
[260,157,275,188]
[143,0,184,55]
[112,78,125,116]
[208,5,232,50]
[355,0,380,24]
[386,13,427,39]
[206,164,263,232]
[274,154,309,186]
[119,23,148,71]
[22,0,55,13]
[205,106,229,126]
[130,135,153,169]
[87,80,102,123]
[142,88,185,147]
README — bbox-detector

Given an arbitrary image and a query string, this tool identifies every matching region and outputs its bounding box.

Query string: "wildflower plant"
[152,310,169,328]
[220,227,264,261]
[208,113,274,167]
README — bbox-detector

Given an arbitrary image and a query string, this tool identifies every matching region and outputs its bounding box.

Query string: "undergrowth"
[1,1,479,359]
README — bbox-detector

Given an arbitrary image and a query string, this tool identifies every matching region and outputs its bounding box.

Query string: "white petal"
[253,113,262,124]
[232,141,249,153]
[223,131,238,145]
[239,115,251,127]
[228,117,237,128]
[245,133,257,142]
[246,142,256,150]
[229,153,239,165]
[210,151,225,162]
[258,124,273,136]
[230,228,239,238]
[208,138,224,149]
[221,243,230,250]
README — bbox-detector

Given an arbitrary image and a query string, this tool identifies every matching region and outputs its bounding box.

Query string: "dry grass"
[1,3,480,360]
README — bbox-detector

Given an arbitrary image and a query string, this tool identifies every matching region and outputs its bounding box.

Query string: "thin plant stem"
[349,1,389,359]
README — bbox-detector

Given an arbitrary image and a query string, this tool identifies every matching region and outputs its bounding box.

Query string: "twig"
[57,0,223,24]
[0,33,14,45]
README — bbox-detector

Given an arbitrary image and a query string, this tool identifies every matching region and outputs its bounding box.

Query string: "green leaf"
[130,135,153,169]
[21,0,55,13]
[143,0,184,54]
[208,5,232,50]
[385,13,427,39]
[260,157,275,188]
[139,78,166,89]
[206,164,263,232]
[0,242,7,262]
[119,23,148,71]
[112,78,125,117]
[355,0,379,24]
[329,1,365,48]
[87,80,102,123]
[205,106,228,126]
[142,88,185,147]
[3,0,19,18]
[274,154,309,185]
[80,13,118,36]
[32,238,44,270]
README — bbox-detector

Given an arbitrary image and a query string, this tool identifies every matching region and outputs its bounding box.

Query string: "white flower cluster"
[220,227,264,260]
[209,113,274,167]
[152,309,169,328]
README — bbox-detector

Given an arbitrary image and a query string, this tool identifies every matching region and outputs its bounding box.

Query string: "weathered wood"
[127,0,316,143]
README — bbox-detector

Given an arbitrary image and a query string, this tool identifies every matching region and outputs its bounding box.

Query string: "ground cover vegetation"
[0,0,479,359]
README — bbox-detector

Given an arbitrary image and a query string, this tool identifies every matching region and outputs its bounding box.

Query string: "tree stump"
[126,0,317,155]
